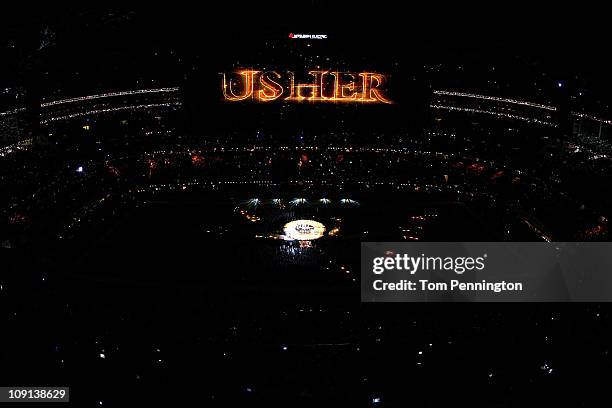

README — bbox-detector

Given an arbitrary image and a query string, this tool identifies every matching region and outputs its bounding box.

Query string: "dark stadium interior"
[1,1,611,406]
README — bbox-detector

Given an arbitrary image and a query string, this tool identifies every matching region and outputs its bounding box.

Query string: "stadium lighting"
[283,220,326,241]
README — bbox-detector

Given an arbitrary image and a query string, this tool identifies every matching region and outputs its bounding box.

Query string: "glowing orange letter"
[287,71,326,101]
[222,70,258,101]
[257,71,284,102]
[331,72,359,101]
[360,72,393,104]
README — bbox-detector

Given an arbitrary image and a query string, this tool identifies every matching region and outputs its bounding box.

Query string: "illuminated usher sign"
[221,70,393,104]
[283,220,326,241]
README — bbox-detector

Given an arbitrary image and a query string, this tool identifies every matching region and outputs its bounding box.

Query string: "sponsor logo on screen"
[288,33,327,39]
